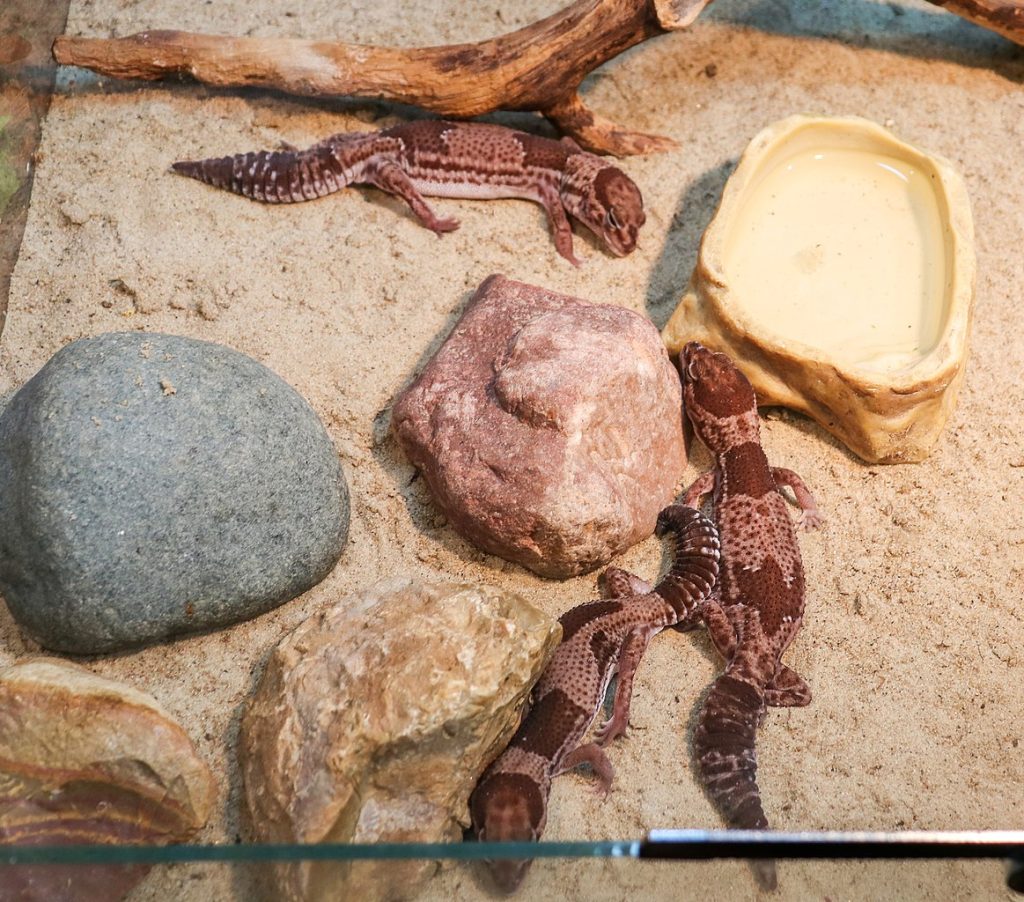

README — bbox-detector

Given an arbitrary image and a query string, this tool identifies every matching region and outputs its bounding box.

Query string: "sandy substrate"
[1,1,1023,899]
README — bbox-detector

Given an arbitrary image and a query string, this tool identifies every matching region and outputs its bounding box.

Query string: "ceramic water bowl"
[663,115,975,463]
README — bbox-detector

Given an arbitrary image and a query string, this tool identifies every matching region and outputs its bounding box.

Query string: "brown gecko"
[171,120,646,265]
[681,342,823,891]
[469,504,720,894]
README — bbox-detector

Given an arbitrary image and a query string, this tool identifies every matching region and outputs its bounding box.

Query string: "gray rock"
[0,332,349,653]
[392,275,687,578]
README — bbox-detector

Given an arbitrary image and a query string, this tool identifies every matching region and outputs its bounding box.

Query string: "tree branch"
[926,0,1024,44]
[49,0,1024,158]
[51,0,716,156]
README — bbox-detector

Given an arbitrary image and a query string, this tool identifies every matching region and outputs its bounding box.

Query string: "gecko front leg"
[554,742,615,797]
[772,467,824,531]
[593,626,658,746]
[683,470,716,510]
[537,185,582,267]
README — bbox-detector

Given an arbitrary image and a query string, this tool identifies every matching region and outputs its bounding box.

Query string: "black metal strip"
[642,829,1024,892]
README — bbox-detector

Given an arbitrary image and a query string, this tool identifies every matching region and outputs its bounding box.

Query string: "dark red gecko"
[171,120,645,265]
[469,504,720,894]
[681,341,823,891]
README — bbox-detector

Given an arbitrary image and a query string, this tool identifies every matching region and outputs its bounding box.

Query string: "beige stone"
[0,657,216,901]
[663,115,976,463]
[239,578,562,902]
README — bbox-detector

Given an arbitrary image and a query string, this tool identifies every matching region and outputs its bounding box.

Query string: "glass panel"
[3,833,1023,898]
[2,5,1023,902]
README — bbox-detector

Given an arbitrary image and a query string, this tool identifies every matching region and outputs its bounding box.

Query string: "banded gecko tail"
[171,133,367,204]
[692,609,778,891]
[654,504,719,624]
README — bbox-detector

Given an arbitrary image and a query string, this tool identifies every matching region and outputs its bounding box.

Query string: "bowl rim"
[695,113,976,392]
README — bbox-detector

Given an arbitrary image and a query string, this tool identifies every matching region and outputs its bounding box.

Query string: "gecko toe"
[796,511,825,531]
[431,217,460,234]
[593,718,627,746]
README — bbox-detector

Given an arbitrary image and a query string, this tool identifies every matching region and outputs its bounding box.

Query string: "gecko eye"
[606,207,622,230]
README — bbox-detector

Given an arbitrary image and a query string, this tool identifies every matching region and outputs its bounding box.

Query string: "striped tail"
[171,135,364,204]
[693,669,778,891]
[654,504,720,622]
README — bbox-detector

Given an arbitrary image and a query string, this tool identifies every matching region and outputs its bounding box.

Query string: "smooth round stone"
[0,332,349,653]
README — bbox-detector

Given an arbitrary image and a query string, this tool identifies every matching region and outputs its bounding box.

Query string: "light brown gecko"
[469,505,720,893]
[172,120,646,265]
[682,341,824,891]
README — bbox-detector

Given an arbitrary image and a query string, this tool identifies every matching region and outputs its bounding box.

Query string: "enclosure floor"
[1,1,1022,900]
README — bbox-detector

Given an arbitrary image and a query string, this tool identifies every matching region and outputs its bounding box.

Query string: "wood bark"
[51,0,715,156]
[929,0,1024,45]
[49,0,1024,157]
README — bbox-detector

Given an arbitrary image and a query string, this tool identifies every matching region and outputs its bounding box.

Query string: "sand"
[1,0,1022,899]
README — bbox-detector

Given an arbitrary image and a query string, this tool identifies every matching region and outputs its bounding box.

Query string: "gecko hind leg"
[700,597,737,659]
[764,664,812,707]
[555,743,615,797]
[594,627,656,746]
[369,160,460,234]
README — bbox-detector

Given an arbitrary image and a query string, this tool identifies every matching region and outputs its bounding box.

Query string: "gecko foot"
[427,216,460,234]
[558,247,583,267]
[547,208,582,266]
[795,509,824,532]
[556,742,614,798]
[593,712,628,747]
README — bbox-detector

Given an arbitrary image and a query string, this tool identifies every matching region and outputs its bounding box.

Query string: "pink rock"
[392,275,686,578]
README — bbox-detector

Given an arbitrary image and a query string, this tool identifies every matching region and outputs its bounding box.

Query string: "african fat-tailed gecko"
[681,341,823,891]
[172,120,646,265]
[469,504,720,893]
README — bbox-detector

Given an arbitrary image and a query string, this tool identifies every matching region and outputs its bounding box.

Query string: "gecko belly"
[410,176,547,203]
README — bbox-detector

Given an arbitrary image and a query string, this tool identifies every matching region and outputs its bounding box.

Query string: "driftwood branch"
[51,0,716,156]
[930,0,1024,45]
[50,0,1024,156]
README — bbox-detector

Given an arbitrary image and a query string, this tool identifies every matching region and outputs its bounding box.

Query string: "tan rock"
[0,657,216,902]
[239,578,561,902]
[663,115,976,463]
[392,274,687,578]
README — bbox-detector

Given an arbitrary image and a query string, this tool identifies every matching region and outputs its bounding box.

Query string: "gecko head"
[681,342,759,452]
[469,772,544,894]
[593,167,646,256]
[564,158,646,256]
